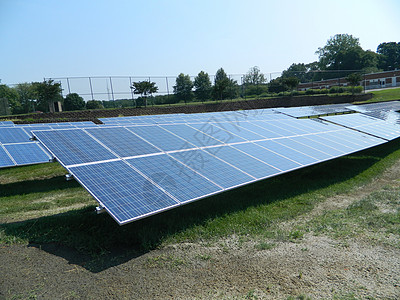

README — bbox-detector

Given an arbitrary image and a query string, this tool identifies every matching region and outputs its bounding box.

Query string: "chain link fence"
[45,73,283,102]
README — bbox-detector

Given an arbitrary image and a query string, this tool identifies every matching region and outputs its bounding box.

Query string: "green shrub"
[353,86,363,93]
[329,86,345,94]
[345,85,363,94]
[305,89,315,95]
[319,88,329,94]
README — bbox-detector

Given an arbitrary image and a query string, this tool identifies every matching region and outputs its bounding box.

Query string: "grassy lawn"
[367,87,400,103]
[1,137,400,258]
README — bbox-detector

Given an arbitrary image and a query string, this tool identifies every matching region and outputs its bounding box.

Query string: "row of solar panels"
[2,101,400,225]
[1,101,400,170]
[0,121,98,168]
[33,102,400,225]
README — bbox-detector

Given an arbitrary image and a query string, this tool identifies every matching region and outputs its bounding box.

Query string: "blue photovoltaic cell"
[297,134,349,155]
[250,121,289,138]
[204,145,280,179]
[288,136,344,157]
[126,125,196,151]
[255,140,318,165]
[273,120,310,135]
[234,121,283,139]
[85,127,161,157]
[69,160,179,224]
[22,126,52,133]
[161,124,224,147]
[321,131,381,151]
[0,121,14,126]
[273,104,352,118]
[170,149,254,189]
[33,129,117,166]
[211,122,264,141]
[322,114,400,140]
[127,154,222,203]
[0,127,30,143]
[271,138,331,161]
[232,142,302,172]
[0,146,14,167]
[257,121,299,137]
[361,110,400,124]
[4,143,51,165]
[188,123,246,144]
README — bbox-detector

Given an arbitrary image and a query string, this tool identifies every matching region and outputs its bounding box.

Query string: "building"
[298,69,400,91]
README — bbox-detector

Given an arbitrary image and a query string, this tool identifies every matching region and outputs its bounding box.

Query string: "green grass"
[304,185,400,247]
[367,87,400,103]
[1,138,400,257]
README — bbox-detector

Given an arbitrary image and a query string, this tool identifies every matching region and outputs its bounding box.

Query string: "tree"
[14,83,36,113]
[360,50,381,73]
[130,81,158,107]
[194,71,212,102]
[173,73,194,104]
[32,80,63,112]
[242,66,267,96]
[315,34,382,80]
[282,77,300,93]
[346,73,363,95]
[64,93,85,111]
[268,78,287,93]
[377,42,400,71]
[281,62,319,83]
[86,100,104,110]
[213,68,230,100]
[316,34,361,69]
[243,66,266,85]
[0,84,20,114]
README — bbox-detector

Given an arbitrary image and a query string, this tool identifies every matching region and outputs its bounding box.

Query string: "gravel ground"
[1,164,400,300]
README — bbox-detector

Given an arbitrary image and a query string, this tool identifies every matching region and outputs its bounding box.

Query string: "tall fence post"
[66,78,71,95]
[109,77,115,102]
[129,76,136,107]
[88,77,94,100]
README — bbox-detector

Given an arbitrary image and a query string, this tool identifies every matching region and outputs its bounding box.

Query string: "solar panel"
[0,127,30,143]
[127,154,222,203]
[3,143,51,165]
[126,126,196,151]
[0,126,53,168]
[33,106,395,225]
[347,101,400,113]
[361,110,400,125]
[0,146,14,167]
[321,113,400,140]
[0,121,14,126]
[69,160,179,224]
[273,103,353,118]
[33,129,118,166]
[85,127,161,158]
[169,149,254,189]
[231,142,302,172]
[203,145,281,179]
[160,124,225,148]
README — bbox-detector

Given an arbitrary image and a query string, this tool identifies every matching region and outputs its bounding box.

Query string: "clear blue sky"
[1,0,399,85]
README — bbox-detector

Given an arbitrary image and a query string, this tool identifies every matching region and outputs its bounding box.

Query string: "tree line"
[1,34,398,114]
[280,34,400,83]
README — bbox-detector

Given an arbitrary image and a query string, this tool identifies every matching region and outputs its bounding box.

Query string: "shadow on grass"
[1,138,400,273]
[0,175,81,197]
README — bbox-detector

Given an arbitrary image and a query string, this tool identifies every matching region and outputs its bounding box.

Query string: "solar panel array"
[346,101,400,124]
[0,121,14,126]
[0,121,97,168]
[272,103,353,118]
[34,109,388,225]
[321,113,400,140]
[2,101,400,225]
